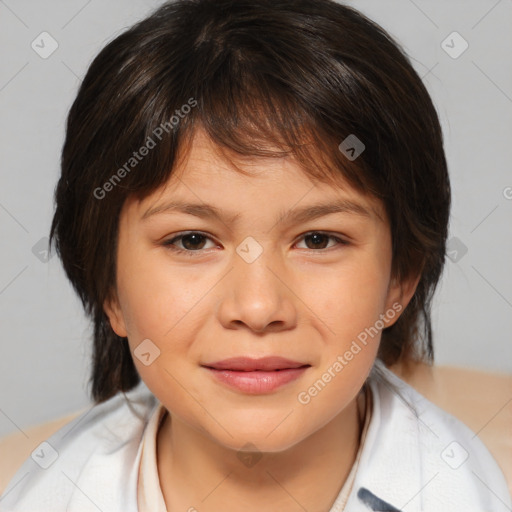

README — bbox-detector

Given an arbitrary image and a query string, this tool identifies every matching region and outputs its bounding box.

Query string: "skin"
[104,128,419,512]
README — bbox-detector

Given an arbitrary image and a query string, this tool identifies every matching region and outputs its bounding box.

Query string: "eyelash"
[162,231,349,256]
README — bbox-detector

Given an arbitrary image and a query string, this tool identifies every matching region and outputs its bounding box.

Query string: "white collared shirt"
[1,362,510,511]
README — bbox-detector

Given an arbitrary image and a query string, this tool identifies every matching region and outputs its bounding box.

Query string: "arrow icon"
[31,31,59,59]
[236,237,263,263]
[446,236,467,262]
[441,32,468,59]
[339,134,365,161]
[32,237,55,262]
[447,249,458,260]
[31,441,58,468]
[134,339,161,366]
[236,443,262,467]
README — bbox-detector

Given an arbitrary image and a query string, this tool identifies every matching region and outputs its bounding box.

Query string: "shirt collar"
[137,400,168,512]
[344,361,423,511]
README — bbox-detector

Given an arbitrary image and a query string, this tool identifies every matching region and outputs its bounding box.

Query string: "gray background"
[0,0,511,438]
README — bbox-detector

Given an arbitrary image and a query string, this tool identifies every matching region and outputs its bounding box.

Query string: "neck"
[157,389,368,512]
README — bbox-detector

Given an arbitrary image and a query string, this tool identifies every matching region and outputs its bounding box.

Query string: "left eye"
[162,231,347,254]
[295,232,346,250]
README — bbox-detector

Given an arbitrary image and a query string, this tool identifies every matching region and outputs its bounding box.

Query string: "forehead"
[127,128,387,224]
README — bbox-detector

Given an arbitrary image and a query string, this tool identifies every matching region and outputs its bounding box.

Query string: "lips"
[201,356,311,394]
[201,356,311,395]
[202,356,310,372]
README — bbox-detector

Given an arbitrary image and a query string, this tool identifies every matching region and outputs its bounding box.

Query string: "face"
[105,128,416,453]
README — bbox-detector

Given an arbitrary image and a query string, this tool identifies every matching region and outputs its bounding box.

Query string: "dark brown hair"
[49,0,450,403]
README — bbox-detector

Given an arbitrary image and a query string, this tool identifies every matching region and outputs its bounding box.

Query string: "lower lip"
[204,367,310,394]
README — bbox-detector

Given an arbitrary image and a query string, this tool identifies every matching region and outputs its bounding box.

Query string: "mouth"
[201,356,310,372]
[201,356,311,394]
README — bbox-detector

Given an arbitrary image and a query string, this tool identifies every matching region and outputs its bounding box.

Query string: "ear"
[383,271,421,328]
[103,293,128,338]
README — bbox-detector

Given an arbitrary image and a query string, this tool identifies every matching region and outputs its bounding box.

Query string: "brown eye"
[304,233,330,249]
[177,233,208,250]
[163,232,216,254]
[296,232,347,251]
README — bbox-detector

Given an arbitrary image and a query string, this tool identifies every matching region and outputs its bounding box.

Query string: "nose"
[216,246,298,334]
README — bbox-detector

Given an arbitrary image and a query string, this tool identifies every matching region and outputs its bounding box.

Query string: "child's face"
[105,128,410,452]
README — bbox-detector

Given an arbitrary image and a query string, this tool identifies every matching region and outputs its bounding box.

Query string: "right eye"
[162,231,218,255]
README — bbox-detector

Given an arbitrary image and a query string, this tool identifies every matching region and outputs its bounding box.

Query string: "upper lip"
[202,356,310,371]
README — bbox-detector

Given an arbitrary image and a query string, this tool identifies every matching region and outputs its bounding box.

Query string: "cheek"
[115,248,209,381]
[116,247,194,338]
[115,257,201,412]
[311,255,390,335]
[295,259,388,419]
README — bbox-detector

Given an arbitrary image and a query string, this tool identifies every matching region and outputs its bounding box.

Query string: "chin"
[207,419,310,455]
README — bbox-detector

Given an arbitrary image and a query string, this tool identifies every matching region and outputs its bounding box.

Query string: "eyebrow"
[141,199,373,225]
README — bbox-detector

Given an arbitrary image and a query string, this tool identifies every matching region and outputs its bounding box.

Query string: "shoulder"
[0,382,157,512]
[351,362,512,511]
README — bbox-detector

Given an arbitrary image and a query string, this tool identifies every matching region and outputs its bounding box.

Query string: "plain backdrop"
[0,0,511,438]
